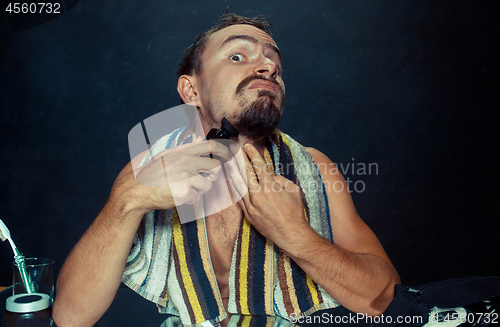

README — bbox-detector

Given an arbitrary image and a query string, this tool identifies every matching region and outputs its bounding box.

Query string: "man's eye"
[230,54,243,61]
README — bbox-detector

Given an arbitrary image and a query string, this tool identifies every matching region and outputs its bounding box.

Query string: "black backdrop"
[1,0,499,292]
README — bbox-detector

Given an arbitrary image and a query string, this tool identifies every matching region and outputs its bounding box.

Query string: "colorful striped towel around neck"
[122,128,339,326]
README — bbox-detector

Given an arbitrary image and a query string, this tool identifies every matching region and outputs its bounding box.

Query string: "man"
[53,13,400,327]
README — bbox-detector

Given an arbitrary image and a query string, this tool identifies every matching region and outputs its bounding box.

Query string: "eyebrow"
[219,34,282,63]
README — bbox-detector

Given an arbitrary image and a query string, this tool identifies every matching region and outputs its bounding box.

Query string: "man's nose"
[253,57,279,79]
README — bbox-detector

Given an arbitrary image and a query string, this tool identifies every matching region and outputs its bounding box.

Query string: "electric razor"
[205,117,239,141]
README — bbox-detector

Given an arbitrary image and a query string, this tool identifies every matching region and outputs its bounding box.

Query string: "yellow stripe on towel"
[263,238,273,315]
[172,210,204,322]
[306,275,320,305]
[241,315,253,327]
[263,148,275,174]
[238,218,252,314]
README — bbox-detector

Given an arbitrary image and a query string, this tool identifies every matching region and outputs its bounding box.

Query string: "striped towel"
[122,128,339,326]
[159,313,298,326]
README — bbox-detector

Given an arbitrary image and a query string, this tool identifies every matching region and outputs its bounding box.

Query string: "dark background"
[1,0,499,300]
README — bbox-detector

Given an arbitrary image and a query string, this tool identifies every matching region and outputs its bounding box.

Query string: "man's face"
[194,24,286,139]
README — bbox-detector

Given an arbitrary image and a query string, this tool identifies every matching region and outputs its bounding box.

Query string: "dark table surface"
[1,286,368,327]
[2,286,167,327]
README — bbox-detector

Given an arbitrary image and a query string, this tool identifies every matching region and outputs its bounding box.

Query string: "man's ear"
[177,75,201,106]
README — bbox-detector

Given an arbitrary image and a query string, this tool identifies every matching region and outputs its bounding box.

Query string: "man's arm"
[53,161,162,327]
[237,144,400,317]
[53,141,233,327]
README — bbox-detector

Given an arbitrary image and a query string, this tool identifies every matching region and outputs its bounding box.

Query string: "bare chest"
[205,204,243,297]
[205,204,243,262]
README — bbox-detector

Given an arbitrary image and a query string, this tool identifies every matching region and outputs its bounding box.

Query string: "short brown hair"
[175,11,274,78]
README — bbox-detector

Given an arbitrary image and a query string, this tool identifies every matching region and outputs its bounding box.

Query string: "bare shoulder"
[304,147,391,262]
[305,147,342,182]
[305,147,326,161]
[304,147,354,213]
[305,147,335,167]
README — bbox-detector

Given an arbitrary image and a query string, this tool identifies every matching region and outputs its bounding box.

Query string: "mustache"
[235,75,285,97]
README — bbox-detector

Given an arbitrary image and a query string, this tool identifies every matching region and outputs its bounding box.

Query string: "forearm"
[53,193,147,327]
[288,228,400,317]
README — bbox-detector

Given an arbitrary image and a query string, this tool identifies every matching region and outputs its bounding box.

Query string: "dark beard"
[232,74,285,139]
[232,90,282,139]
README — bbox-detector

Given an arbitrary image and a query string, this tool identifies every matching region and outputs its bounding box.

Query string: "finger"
[183,140,233,175]
[225,143,247,185]
[189,174,214,194]
[182,187,202,205]
[158,152,223,180]
[173,185,201,206]
[243,143,274,184]
[274,175,300,193]
[230,174,251,219]
[226,160,249,203]
[169,174,212,206]
[187,157,223,176]
[223,146,253,208]
[241,145,261,196]
[135,156,168,186]
[153,138,231,164]
[199,165,223,183]
[203,140,233,162]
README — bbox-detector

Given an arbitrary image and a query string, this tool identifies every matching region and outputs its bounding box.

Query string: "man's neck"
[236,136,267,157]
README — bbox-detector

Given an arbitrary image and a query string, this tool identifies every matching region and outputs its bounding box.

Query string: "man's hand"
[234,143,312,253]
[232,143,400,317]
[113,137,235,214]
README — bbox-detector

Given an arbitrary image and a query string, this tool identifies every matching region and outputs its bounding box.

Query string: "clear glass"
[13,258,55,299]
